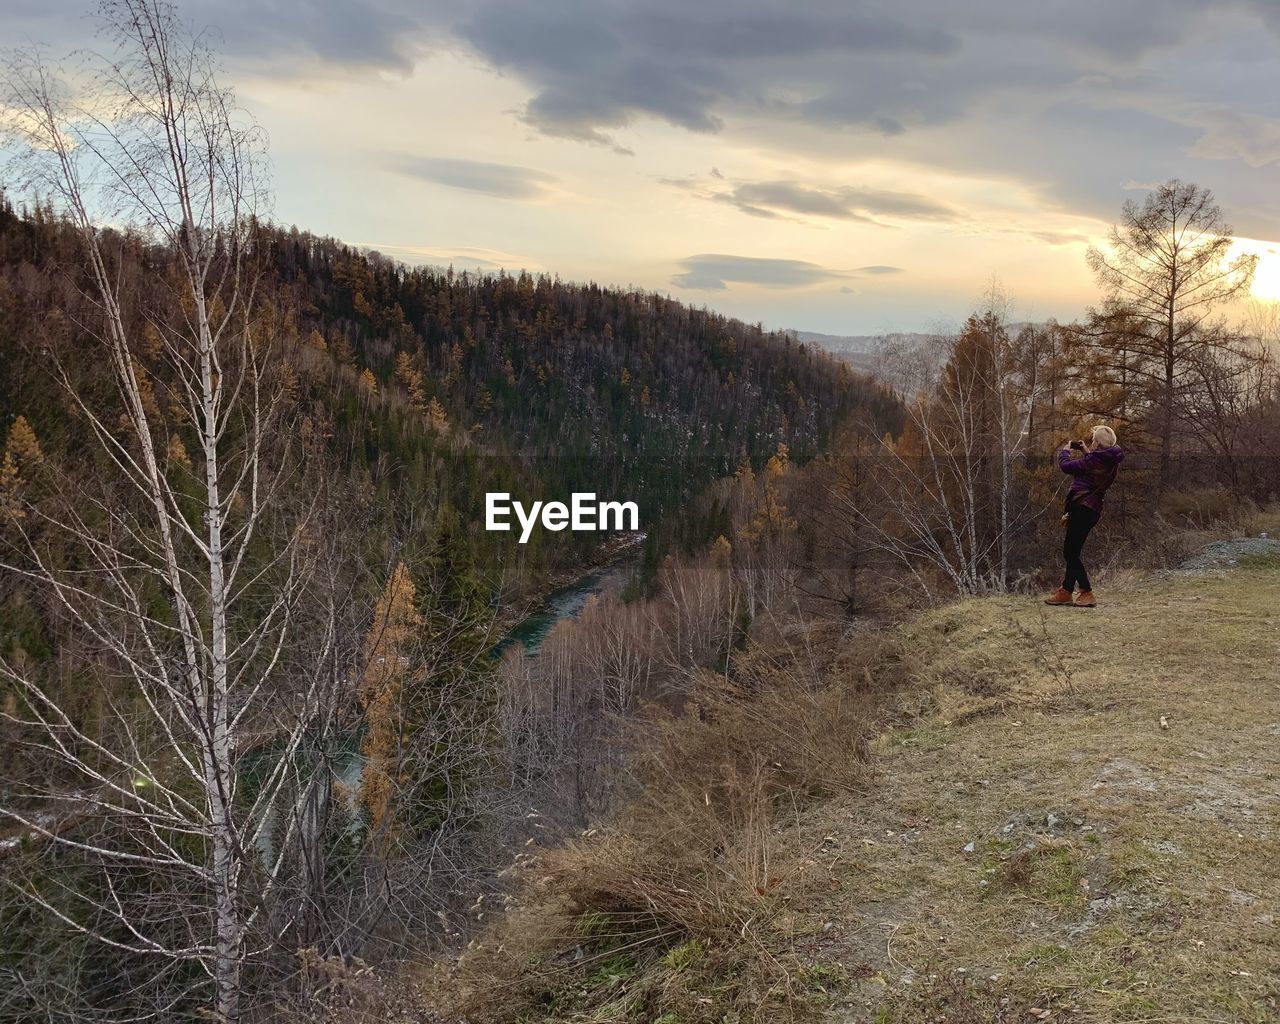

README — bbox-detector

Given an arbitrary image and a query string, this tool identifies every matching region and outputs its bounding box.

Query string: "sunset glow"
[8,0,1280,333]
[1239,239,1280,302]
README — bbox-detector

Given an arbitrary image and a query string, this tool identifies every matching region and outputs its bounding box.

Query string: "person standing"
[1044,425,1125,608]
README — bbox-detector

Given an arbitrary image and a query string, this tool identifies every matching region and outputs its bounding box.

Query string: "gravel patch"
[1177,536,1280,571]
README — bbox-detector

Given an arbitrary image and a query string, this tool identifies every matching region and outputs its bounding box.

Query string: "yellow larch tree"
[742,443,797,544]
[358,562,422,851]
[6,416,43,466]
[394,352,427,413]
[0,453,23,521]
[427,397,448,431]
[1,417,43,520]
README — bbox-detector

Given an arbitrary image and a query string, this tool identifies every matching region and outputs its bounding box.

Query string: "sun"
[1230,238,1280,302]
[1251,246,1280,301]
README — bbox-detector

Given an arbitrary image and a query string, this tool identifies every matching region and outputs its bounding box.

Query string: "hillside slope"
[808,553,1280,1022]
[435,551,1280,1024]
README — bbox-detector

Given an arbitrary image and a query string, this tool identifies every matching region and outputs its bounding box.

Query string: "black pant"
[1062,506,1100,592]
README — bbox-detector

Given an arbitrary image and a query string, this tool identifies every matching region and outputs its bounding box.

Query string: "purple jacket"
[1059,445,1124,513]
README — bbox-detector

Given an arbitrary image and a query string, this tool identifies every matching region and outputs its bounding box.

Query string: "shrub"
[1159,487,1246,529]
[453,623,907,1023]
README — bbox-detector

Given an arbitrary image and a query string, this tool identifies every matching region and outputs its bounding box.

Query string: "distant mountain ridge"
[786,326,1046,353]
[784,328,938,372]
[785,325,1049,373]
[784,329,883,353]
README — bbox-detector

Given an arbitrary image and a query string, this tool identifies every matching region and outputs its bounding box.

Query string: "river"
[493,557,637,657]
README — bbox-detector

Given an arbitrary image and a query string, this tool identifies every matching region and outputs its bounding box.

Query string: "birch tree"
[847,300,1041,597]
[0,3,332,1018]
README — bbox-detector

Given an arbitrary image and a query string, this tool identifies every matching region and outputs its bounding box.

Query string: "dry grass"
[793,561,1280,1022]
[411,548,1280,1024]
[441,628,912,1024]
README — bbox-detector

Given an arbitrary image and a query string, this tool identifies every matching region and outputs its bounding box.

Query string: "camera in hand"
[1069,440,1085,450]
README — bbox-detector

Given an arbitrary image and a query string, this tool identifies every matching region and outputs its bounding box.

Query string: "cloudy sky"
[9,0,1280,333]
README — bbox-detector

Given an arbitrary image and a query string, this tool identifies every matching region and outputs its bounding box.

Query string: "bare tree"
[654,546,740,679]
[849,298,1041,597]
[0,3,332,1018]
[493,554,737,831]
[1084,179,1257,484]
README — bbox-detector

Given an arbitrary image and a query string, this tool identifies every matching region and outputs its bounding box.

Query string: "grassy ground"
[799,557,1280,1022]
[417,554,1280,1024]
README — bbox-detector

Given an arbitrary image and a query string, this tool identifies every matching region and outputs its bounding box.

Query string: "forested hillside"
[0,188,897,1021]
[1,195,898,595]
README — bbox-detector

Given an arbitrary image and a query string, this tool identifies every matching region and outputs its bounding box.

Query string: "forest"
[1,2,1278,1022]
[0,189,906,1022]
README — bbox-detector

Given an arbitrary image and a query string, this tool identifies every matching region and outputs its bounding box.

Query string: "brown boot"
[1074,590,1096,608]
[1044,587,1074,606]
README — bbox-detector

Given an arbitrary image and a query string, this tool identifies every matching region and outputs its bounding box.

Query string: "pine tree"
[358,368,379,396]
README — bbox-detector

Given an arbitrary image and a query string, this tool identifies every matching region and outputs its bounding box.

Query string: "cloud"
[449,2,962,147]
[14,0,1280,238]
[434,0,1280,234]
[438,0,1280,153]
[670,255,902,291]
[10,0,432,72]
[390,156,556,199]
[672,254,844,290]
[1184,108,1280,168]
[707,180,957,223]
[1028,230,1091,246]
